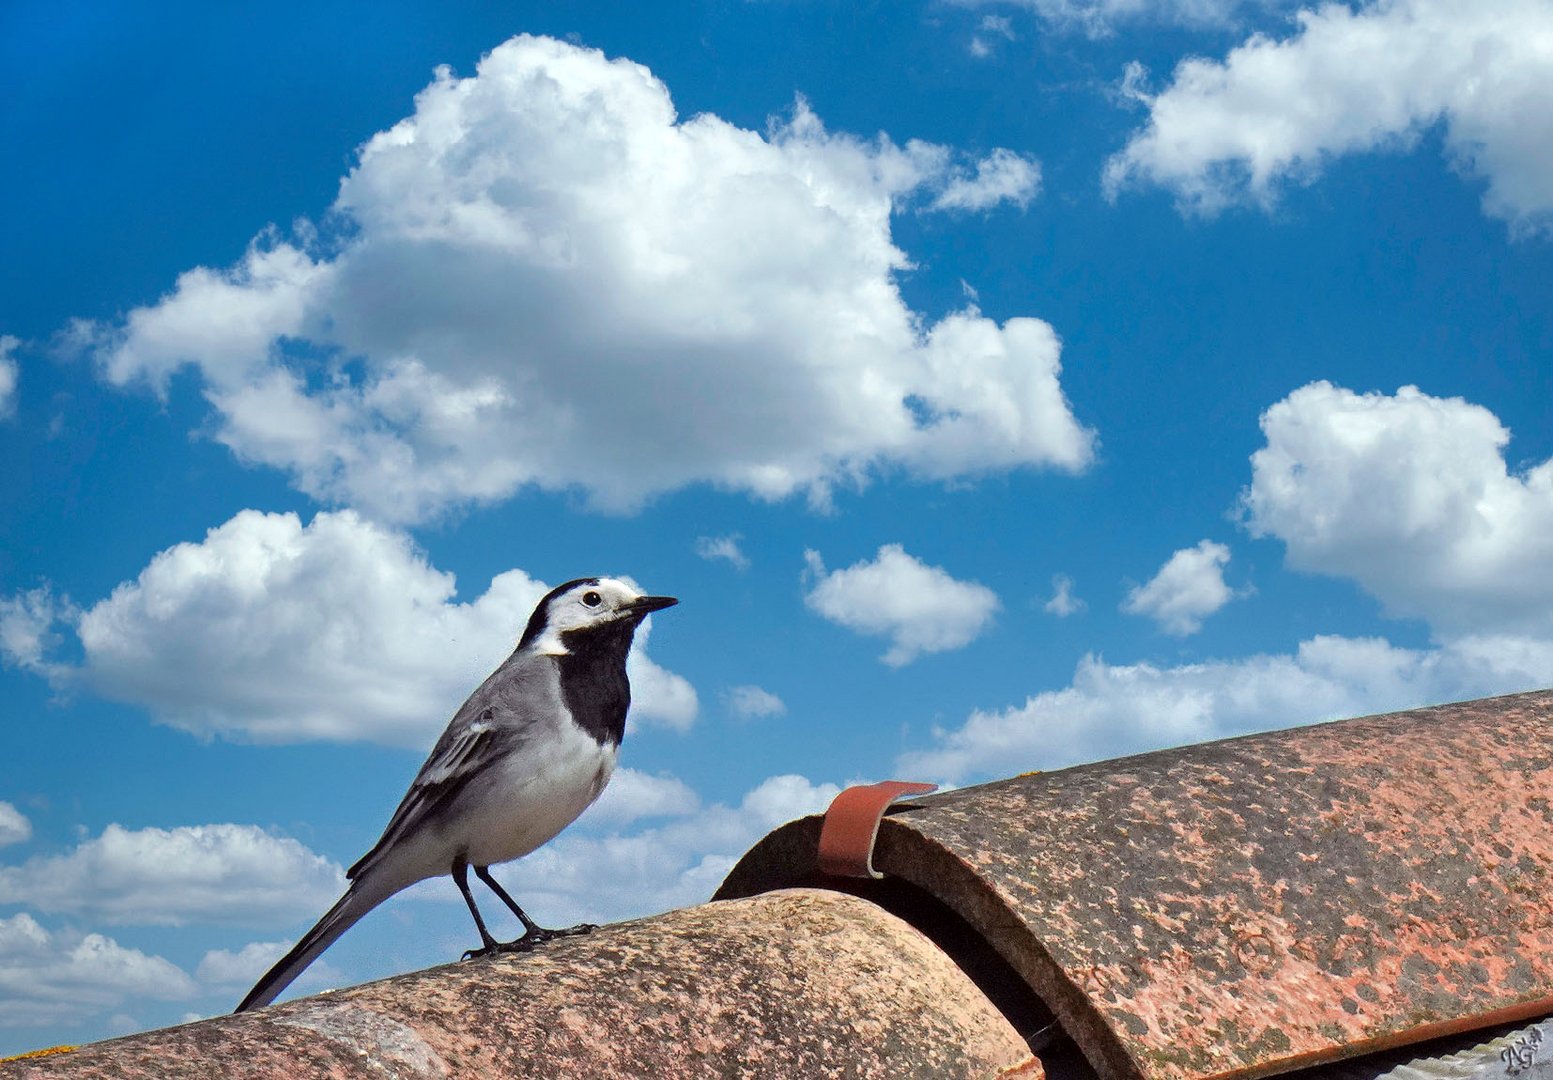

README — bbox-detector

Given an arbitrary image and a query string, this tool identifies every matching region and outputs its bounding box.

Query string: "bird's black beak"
[627,595,678,616]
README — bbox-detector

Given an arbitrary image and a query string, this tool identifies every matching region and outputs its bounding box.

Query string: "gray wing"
[347,655,556,880]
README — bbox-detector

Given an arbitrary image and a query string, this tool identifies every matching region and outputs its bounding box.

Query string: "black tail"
[235,882,381,1012]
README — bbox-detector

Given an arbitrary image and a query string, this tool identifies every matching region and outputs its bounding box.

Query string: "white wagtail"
[235,577,677,1012]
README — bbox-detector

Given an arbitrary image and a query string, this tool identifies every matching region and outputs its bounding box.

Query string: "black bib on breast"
[555,622,634,747]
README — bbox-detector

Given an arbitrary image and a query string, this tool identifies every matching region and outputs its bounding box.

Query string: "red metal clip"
[817,781,938,879]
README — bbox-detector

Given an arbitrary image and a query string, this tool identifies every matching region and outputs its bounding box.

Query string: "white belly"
[456,721,616,869]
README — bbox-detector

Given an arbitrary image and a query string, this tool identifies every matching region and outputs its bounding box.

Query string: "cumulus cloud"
[724,684,787,720]
[0,335,17,419]
[0,804,30,849]
[0,824,343,927]
[1104,0,1553,235]
[1122,539,1242,635]
[501,773,841,924]
[4,508,694,746]
[969,14,1017,57]
[0,588,75,678]
[694,534,750,571]
[960,0,1253,36]
[900,632,1553,783]
[623,618,699,734]
[194,940,343,992]
[803,545,1000,666]
[904,380,1553,784]
[1043,573,1085,617]
[579,767,701,827]
[930,149,1042,211]
[0,914,195,1028]
[195,941,289,987]
[1243,382,1553,637]
[75,35,1090,523]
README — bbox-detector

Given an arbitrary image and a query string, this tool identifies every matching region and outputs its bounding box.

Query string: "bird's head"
[517,577,678,656]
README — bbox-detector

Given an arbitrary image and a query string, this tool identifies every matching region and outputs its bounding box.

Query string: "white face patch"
[525,577,649,656]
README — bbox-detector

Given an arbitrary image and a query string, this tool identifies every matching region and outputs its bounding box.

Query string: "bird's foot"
[551,921,599,939]
[495,922,599,953]
[462,922,597,960]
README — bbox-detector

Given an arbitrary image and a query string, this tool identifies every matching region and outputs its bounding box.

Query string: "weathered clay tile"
[721,690,1553,1080]
[4,889,1037,1079]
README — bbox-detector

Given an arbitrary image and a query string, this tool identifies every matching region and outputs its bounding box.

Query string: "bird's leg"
[453,856,502,960]
[475,864,597,951]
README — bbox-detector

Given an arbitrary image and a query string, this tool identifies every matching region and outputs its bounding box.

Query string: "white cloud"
[1043,573,1085,617]
[900,632,1553,783]
[981,13,1017,36]
[904,381,1553,784]
[0,588,75,679]
[195,940,290,986]
[501,773,841,924]
[0,804,30,849]
[194,940,343,993]
[1104,0,1553,235]
[1243,382,1553,637]
[930,149,1042,211]
[961,0,1253,36]
[968,16,1016,58]
[0,823,344,927]
[804,545,1000,666]
[724,684,787,720]
[105,1012,141,1036]
[579,767,701,827]
[76,35,1092,523]
[8,508,694,746]
[0,335,18,419]
[1122,539,1242,635]
[0,914,195,1028]
[625,619,699,734]
[694,534,750,570]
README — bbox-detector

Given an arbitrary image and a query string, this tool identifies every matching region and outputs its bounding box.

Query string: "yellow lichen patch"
[0,1045,76,1062]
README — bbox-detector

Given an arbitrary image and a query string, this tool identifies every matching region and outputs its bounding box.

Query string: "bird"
[235,576,678,1012]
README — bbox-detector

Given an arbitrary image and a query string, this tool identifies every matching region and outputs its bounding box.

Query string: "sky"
[2,0,1552,1052]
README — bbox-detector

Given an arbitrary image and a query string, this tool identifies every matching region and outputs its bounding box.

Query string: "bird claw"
[502,922,602,955]
[551,922,599,939]
[462,922,597,961]
[493,936,541,953]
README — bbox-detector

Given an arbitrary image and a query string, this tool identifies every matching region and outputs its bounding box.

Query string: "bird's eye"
[582,591,602,608]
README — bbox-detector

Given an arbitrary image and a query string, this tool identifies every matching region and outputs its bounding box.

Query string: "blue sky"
[3,0,1552,1051]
